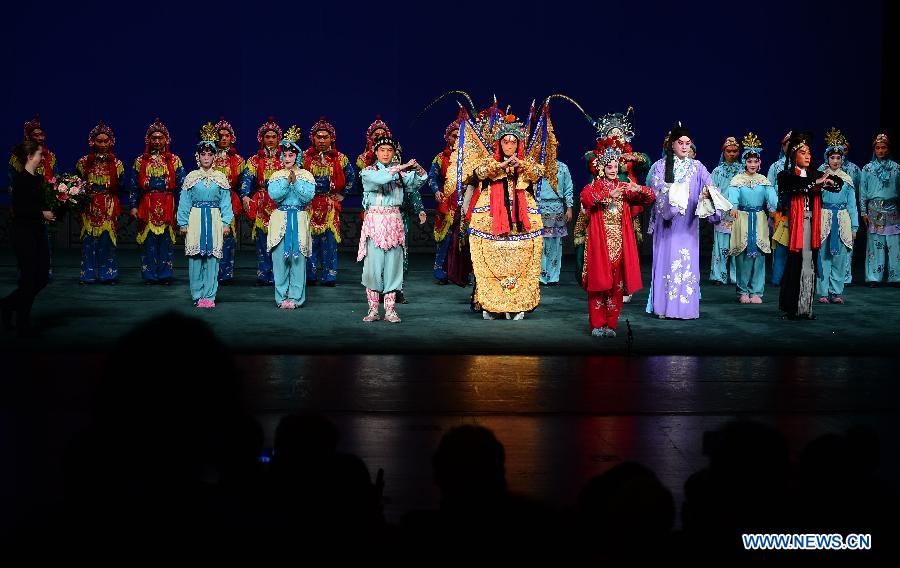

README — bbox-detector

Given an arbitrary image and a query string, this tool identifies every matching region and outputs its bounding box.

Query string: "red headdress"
[304,116,346,191]
[85,120,120,190]
[138,118,176,190]
[254,116,283,186]
[23,114,43,141]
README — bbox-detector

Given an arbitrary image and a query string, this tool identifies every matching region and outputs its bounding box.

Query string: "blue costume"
[177,158,233,306]
[859,134,900,283]
[708,138,742,284]
[723,135,778,301]
[358,138,428,323]
[266,129,317,308]
[539,160,574,284]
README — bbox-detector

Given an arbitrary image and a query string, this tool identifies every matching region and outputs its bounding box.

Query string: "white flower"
[674,273,683,285]
[680,295,690,304]
[685,285,694,296]
[671,259,683,272]
[679,248,690,260]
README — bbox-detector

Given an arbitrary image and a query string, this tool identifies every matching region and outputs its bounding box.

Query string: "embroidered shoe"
[818,297,830,304]
[483,310,497,320]
[749,296,763,304]
[363,309,381,322]
[279,300,296,309]
[605,328,617,337]
[831,296,845,304]
[512,312,525,320]
[622,295,633,303]
[384,310,401,323]
[591,327,607,337]
[739,294,751,304]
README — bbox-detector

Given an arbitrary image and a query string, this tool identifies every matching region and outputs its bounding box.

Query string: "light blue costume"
[176,167,233,303]
[859,148,900,283]
[816,164,858,300]
[539,160,573,284]
[266,145,317,307]
[724,166,778,299]
[709,147,742,284]
[819,149,861,285]
[359,161,428,294]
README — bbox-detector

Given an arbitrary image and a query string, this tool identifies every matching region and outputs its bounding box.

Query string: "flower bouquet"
[44,173,87,213]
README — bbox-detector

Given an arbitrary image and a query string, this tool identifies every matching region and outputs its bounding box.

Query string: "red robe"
[580,179,655,294]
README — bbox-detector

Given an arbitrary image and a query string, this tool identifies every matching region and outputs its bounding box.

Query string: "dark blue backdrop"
[3,0,885,188]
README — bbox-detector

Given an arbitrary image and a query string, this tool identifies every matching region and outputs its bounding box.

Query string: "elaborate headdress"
[823,127,846,161]
[256,116,282,145]
[214,116,237,145]
[23,114,43,140]
[309,116,337,143]
[592,145,622,176]
[740,132,763,163]
[281,125,304,154]
[722,136,740,151]
[145,117,171,144]
[492,114,526,142]
[138,118,176,190]
[873,132,891,149]
[197,122,218,152]
[83,120,120,189]
[88,120,116,147]
[365,115,392,143]
[592,108,635,142]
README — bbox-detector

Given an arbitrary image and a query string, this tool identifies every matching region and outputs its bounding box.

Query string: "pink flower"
[49,177,57,184]
[57,193,68,202]
[58,183,68,192]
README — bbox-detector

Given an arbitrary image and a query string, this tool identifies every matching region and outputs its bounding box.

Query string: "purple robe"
[646,158,716,319]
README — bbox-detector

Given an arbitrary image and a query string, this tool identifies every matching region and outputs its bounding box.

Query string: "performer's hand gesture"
[813,174,830,189]
[730,208,739,218]
[565,207,572,223]
[610,186,623,199]
[418,211,427,225]
[180,226,188,236]
[241,196,251,212]
[223,225,231,236]
[700,188,711,200]
[435,191,444,203]
[41,210,56,222]
[626,182,642,193]
[130,207,138,218]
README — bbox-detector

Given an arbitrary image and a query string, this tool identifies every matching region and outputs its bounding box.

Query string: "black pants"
[2,223,50,331]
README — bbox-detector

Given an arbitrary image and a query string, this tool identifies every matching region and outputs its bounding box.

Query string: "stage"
[2,249,897,356]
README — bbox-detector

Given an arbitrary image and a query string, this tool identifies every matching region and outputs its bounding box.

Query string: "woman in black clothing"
[1,140,55,336]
